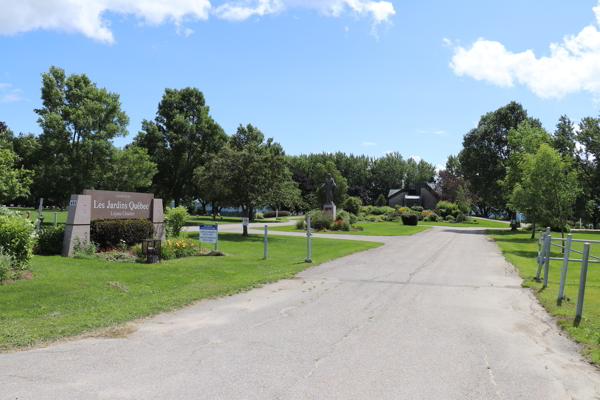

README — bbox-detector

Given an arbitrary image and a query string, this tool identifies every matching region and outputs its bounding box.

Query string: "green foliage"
[0,247,13,283]
[401,213,419,226]
[295,219,305,230]
[255,212,264,219]
[0,215,34,269]
[134,87,228,206]
[90,219,155,248]
[425,213,439,222]
[375,193,387,207]
[455,213,466,223]
[455,184,473,215]
[0,206,15,217]
[95,146,157,192]
[344,196,362,215]
[411,206,424,212]
[511,144,581,233]
[95,250,137,263]
[445,215,455,222]
[165,206,190,237]
[436,201,459,218]
[35,225,65,255]
[0,148,33,203]
[72,236,99,259]
[34,66,130,202]
[307,210,333,231]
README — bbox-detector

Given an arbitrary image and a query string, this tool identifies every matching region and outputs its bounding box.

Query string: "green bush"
[436,201,459,218]
[344,196,362,215]
[72,236,99,259]
[91,219,155,249]
[307,210,332,231]
[347,212,357,225]
[165,206,189,237]
[401,213,419,226]
[0,215,34,269]
[35,225,65,255]
[0,247,13,283]
[0,206,15,217]
[455,213,465,223]
[295,219,305,230]
[445,215,455,222]
[371,206,394,215]
[425,213,439,222]
[411,206,424,212]
[375,194,387,207]
[264,210,290,218]
[255,212,264,219]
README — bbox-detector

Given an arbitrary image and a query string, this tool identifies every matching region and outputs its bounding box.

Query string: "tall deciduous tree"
[34,66,130,203]
[134,87,228,206]
[460,101,541,217]
[511,144,580,237]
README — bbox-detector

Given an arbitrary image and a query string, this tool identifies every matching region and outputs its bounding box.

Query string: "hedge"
[0,215,34,269]
[401,213,419,226]
[90,219,155,249]
[35,225,65,255]
[263,211,290,218]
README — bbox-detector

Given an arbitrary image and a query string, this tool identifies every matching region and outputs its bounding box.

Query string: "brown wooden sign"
[83,189,154,219]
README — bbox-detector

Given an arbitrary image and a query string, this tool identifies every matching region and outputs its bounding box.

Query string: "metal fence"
[537,228,600,319]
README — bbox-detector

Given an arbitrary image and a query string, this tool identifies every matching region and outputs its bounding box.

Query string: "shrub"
[91,219,155,249]
[367,216,377,222]
[436,201,459,218]
[342,217,351,231]
[336,210,349,220]
[401,213,419,226]
[0,206,15,217]
[72,236,99,259]
[95,250,137,263]
[307,210,332,231]
[296,219,305,230]
[445,215,455,222]
[344,196,362,215]
[0,215,34,269]
[371,206,394,215]
[0,247,13,283]
[264,210,291,218]
[426,213,439,222]
[375,194,387,207]
[165,206,189,237]
[347,212,357,225]
[411,206,424,212]
[160,238,198,260]
[255,212,264,219]
[35,225,65,255]
[455,213,465,223]
[330,220,343,231]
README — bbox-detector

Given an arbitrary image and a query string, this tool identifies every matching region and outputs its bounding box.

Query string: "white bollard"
[264,225,268,259]
[557,234,572,305]
[305,217,312,263]
[576,243,591,319]
[543,234,552,288]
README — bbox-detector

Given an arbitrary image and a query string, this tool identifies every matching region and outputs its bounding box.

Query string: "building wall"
[389,192,405,208]
[420,188,438,210]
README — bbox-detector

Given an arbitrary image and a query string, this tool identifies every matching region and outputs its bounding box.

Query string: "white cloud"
[410,156,421,163]
[434,130,447,136]
[435,164,444,173]
[442,37,452,47]
[0,0,395,42]
[415,129,428,133]
[0,0,212,44]
[361,141,377,146]
[215,0,285,21]
[449,2,600,99]
[0,83,27,103]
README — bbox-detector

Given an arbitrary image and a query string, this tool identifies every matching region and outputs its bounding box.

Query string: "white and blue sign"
[199,224,218,243]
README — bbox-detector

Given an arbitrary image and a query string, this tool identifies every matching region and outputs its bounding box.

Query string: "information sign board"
[243,218,249,226]
[199,224,218,243]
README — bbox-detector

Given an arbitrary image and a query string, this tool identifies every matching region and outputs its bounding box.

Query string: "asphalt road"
[1,225,599,399]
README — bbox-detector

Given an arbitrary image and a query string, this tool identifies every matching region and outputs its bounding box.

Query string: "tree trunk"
[530,222,536,239]
[511,211,517,231]
[242,206,248,236]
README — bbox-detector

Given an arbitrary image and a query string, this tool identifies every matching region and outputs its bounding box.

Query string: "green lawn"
[7,206,68,225]
[261,221,429,236]
[0,232,381,351]
[421,218,510,228]
[186,215,243,225]
[488,230,600,363]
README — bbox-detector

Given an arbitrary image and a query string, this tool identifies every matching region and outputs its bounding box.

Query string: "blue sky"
[2,0,600,171]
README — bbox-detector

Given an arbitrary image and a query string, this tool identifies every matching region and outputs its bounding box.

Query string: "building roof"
[388,189,402,198]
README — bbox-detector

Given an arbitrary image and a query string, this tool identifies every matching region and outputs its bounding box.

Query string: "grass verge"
[488,229,600,363]
[186,215,291,226]
[262,222,429,236]
[0,232,381,351]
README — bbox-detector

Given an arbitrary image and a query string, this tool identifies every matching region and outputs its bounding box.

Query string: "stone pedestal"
[151,199,166,241]
[62,195,92,257]
[323,203,337,221]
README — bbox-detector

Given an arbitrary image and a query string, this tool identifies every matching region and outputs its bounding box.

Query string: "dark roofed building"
[387,182,440,210]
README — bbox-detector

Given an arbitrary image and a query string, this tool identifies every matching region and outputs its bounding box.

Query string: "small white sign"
[243,218,249,226]
[69,200,77,206]
[199,224,218,244]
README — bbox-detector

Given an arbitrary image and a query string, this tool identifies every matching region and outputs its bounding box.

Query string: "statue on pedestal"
[321,173,337,205]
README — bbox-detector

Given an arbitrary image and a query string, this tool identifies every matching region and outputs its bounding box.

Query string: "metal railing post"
[305,216,312,263]
[557,234,572,305]
[53,212,57,227]
[576,243,590,319]
[543,233,552,288]
[536,230,545,277]
[264,225,268,260]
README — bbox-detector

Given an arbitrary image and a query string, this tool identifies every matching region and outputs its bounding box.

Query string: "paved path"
[2,226,600,399]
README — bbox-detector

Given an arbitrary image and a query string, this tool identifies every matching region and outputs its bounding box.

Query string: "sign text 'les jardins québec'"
[83,189,154,219]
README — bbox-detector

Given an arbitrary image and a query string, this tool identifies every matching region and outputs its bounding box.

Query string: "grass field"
[262,221,429,236]
[421,218,510,228]
[6,206,68,225]
[0,232,381,351]
[186,215,292,225]
[488,230,600,363]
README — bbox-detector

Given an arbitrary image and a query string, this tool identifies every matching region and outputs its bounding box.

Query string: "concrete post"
[576,243,590,319]
[557,234,572,305]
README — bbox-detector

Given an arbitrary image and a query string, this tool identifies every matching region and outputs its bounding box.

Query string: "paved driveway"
[1,226,599,399]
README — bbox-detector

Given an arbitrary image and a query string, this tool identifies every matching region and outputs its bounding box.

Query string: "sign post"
[305,216,312,263]
[264,225,268,259]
